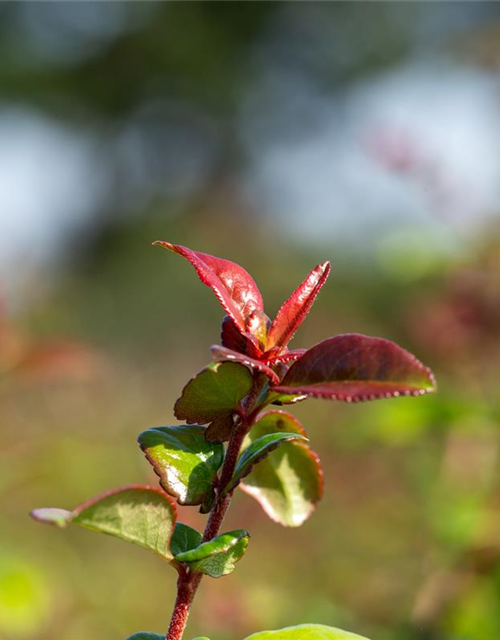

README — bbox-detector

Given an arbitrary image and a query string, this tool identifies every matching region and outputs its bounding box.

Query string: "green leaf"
[223,431,309,495]
[244,624,370,640]
[269,392,308,406]
[174,362,254,442]
[31,485,177,562]
[267,389,308,406]
[174,529,250,578]
[138,426,223,509]
[170,522,202,557]
[240,411,323,527]
[125,634,164,640]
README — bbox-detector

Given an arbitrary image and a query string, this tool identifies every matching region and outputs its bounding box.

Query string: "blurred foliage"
[2,3,500,640]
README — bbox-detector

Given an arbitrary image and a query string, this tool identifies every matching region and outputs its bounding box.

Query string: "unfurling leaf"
[267,261,331,350]
[221,315,261,357]
[138,426,223,510]
[31,485,177,561]
[125,634,164,640]
[274,334,436,402]
[174,529,250,578]
[154,241,263,332]
[211,345,280,384]
[244,624,370,640]
[174,362,254,442]
[240,411,323,527]
[170,522,203,557]
[245,309,270,349]
[223,430,309,495]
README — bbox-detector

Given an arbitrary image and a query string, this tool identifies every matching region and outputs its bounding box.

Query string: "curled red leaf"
[211,345,281,385]
[267,261,331,350]
[221,316,262,358]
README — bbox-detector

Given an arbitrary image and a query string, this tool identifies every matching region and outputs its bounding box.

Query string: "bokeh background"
[2,3,500,640]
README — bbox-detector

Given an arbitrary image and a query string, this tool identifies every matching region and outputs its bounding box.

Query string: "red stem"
[165,414,255,640]
[166,571,198,640]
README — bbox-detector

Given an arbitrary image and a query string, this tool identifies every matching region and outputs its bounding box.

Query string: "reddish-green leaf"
[154,242,263,332]
[267,262,331,350]
[174,362,254,442]
[31,485,177,561]
[241,411,323,527]
[138,426,223,509]
[274,334,436,402]
[211,345,280,385]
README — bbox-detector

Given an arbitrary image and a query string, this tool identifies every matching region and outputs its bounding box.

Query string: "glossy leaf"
[211,345,280,385]
[274,334,436,402]
[138,426,223,508]
[244,624,370,640]
[269,391,308,406]
[125,634,164,640]
[267,262,331,350]
[174,529,250,578]
[240,412,323,527]
[224,430,308,495]
[170,522,203,557]
[174,362,254,442]
[31,485,177,561]
[221,315,261,357]
[154,241,263,331]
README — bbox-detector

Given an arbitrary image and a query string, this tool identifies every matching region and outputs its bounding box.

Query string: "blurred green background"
[2,3,500,640]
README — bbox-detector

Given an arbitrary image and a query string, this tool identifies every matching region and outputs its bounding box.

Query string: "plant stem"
[165,417,253,640]
[166,571,199,640]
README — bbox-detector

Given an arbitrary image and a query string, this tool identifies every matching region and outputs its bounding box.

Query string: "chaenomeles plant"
[31,242,436,640]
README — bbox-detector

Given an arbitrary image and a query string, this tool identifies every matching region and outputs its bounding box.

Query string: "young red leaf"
[211,345,280,385]
[221,316,261,358]
[274,334,436,402]
[154,242,263,332]
[267,261,331,350]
